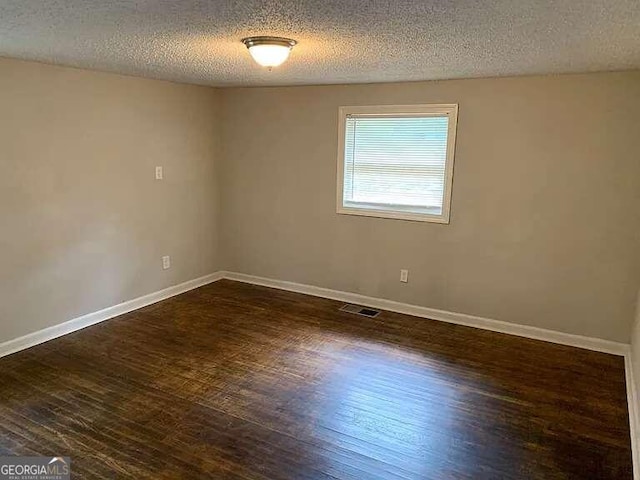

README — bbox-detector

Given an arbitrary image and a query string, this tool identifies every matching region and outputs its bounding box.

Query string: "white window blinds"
[343,115,450,215]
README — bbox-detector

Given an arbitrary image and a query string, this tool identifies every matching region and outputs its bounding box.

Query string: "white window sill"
[337,204,449,223]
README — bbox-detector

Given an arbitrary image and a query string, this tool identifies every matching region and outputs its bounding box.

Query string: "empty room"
[1,1,639,479]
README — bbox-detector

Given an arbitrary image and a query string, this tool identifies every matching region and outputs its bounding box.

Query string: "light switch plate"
[400,269,409,283]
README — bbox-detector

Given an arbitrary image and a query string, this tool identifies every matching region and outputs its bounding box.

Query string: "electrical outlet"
[155,166,163,180]
[400,269,409,283]
[162,255,171,270]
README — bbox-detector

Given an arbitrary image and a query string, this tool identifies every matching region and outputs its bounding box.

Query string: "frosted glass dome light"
[242,36,297,68]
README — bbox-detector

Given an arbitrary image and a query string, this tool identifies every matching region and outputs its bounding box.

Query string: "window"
[337,104,458,223]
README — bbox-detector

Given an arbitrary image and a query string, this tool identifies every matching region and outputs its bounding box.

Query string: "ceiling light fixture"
[242,36,297,69]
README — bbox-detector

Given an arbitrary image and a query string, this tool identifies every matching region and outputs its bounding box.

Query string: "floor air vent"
[339,304,381,318]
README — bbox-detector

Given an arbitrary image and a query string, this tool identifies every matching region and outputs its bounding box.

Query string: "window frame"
[336,103,459,224]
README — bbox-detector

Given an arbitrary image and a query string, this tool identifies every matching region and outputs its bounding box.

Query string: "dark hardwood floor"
[0,280,632,479]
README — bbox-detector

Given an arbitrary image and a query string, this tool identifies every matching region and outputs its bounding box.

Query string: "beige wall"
[1,60,638,346]
[0,58,222,344]
[220,72,640,342]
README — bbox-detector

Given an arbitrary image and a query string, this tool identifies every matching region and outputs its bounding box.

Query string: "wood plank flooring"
[0,280,632,479]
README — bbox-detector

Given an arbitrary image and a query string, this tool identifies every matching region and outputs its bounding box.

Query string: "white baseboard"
[2,269,626,359]
[221,271,629,356]
[0,272,224,359]
[625,351,640,479]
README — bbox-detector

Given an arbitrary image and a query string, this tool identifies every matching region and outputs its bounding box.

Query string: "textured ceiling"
[0,0,638,87]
